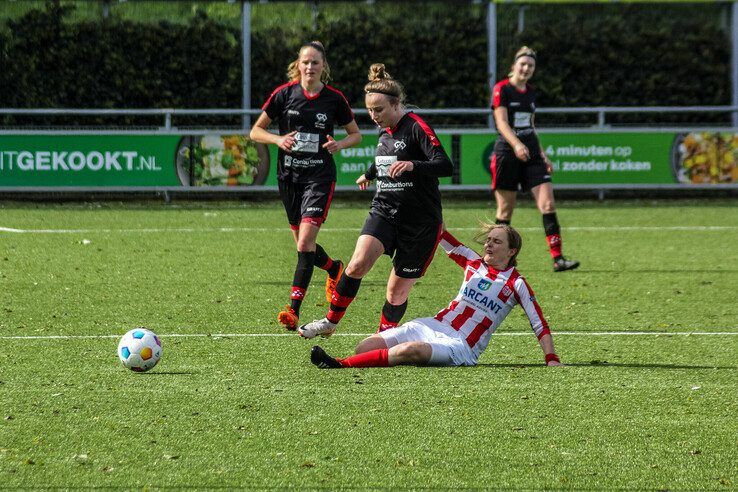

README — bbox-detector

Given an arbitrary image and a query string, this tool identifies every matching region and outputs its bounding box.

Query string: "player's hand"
[388,160,414,178]
[277,131,297,153]
[322,135,341,154]
[356,174,372,190]
[514,143,530,162]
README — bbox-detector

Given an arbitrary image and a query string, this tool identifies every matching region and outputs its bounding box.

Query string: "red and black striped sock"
[378,300,408,332]
[290,251,315,316]
[326,273,361,324]
[314,243,340,278]
[543,212,563,259]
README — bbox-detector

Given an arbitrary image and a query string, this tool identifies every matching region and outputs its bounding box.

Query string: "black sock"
[542,212,560,236]
[314,244,341,278]
[290,251,316,316]
[380,300,408,328]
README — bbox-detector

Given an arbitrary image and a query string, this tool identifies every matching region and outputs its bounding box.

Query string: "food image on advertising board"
[176,135,270,186]
[672,132,738,184]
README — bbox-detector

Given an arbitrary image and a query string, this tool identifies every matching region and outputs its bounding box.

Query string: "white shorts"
[378,317,477,366]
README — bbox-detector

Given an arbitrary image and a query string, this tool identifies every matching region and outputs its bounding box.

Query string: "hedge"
[0,1,730,127]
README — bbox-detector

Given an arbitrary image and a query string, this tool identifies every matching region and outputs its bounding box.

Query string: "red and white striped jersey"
[433,231,550,361]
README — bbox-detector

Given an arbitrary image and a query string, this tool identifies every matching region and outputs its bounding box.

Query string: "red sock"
[546,234,563,258]
[378,313,399,332]
[338,349,389,368]
[327,292,354,324]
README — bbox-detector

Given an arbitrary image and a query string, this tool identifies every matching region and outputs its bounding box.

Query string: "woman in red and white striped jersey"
[309,223,563,368]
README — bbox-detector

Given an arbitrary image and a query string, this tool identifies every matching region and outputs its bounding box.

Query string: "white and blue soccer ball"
[118,328,162,372]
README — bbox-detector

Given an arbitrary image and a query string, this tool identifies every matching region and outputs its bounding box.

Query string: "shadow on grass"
[475,362,737,370]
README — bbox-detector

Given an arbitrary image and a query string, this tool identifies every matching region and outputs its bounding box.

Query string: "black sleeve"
[262,87,285,121]
[410,123,453,178]
[365,162,377,180]
[335,93,354,127]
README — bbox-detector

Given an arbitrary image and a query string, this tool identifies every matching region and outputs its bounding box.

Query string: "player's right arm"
[249,112,296,152]
[492,84,529,162]
[439,230,481,268]
[494,107,529,162]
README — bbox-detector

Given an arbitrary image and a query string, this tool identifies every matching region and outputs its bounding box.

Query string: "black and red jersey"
[262,81,355,183]
[364,112,453,225]
[491,79,539,154]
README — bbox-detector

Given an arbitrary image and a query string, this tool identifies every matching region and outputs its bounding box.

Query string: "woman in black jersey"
[250,41,362,330]
[299,63,453,339]
[491,46,579,272]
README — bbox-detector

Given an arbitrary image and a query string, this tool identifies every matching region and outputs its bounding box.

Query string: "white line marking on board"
[1,226,737,234]
[1,331,736,340]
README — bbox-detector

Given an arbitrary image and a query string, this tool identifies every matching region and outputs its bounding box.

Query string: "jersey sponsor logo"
[513,112,532,128]
[291,132,320,154]
[462,286,504,313]
[375,155,397,178]
[477,279,492,291]
[283,155,324,168]
[377,181,414,191]
[315,113,327,129]
[287,109,300,115]
[394,140,407,151]
[401,267,420,273]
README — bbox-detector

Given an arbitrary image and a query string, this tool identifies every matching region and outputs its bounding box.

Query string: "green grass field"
[1,198,736,489]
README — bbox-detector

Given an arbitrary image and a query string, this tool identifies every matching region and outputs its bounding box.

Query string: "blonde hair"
[364,63,406,106]
[508,45,537,78]
[287,41,331,83]
[474,222,523,268]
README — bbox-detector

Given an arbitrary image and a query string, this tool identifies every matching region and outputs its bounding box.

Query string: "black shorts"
[278,180,335,228]
[360,211,442,279]
[490,151,551,192]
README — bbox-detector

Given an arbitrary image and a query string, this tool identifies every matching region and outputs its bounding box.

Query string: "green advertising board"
[0,135,182,186]
[3,131,735,188]
[460,132,678,185]
[265,133,453,186]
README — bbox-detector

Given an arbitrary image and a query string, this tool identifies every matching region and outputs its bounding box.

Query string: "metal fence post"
[242,0,252,130]
[487,1,496,129]
[733,1,738,126]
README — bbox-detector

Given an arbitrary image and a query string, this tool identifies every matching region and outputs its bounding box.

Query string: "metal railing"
[1,106,737,130]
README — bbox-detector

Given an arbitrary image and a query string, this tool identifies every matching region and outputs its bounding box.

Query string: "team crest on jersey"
[501,285,513,297]
[477,279,492,291]
[315,113,327,129]
[394,140,406,151]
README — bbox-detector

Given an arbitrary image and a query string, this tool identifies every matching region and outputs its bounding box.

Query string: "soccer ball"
[118,328,162,372]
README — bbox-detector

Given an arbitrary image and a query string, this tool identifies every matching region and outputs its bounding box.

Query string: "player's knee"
[385,289,409,305]
[393,343,428,364]
[346,257,371,277]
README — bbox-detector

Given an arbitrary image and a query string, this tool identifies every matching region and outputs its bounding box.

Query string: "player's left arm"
[514,277,563,366]
[323,120,362,154]
[389,121,453,179]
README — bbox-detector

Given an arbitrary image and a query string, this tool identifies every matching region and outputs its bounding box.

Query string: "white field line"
[1,331,736,340]
[1,225,737,234]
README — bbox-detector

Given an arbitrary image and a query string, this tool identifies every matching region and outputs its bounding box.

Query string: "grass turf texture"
[1,198,736,489]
